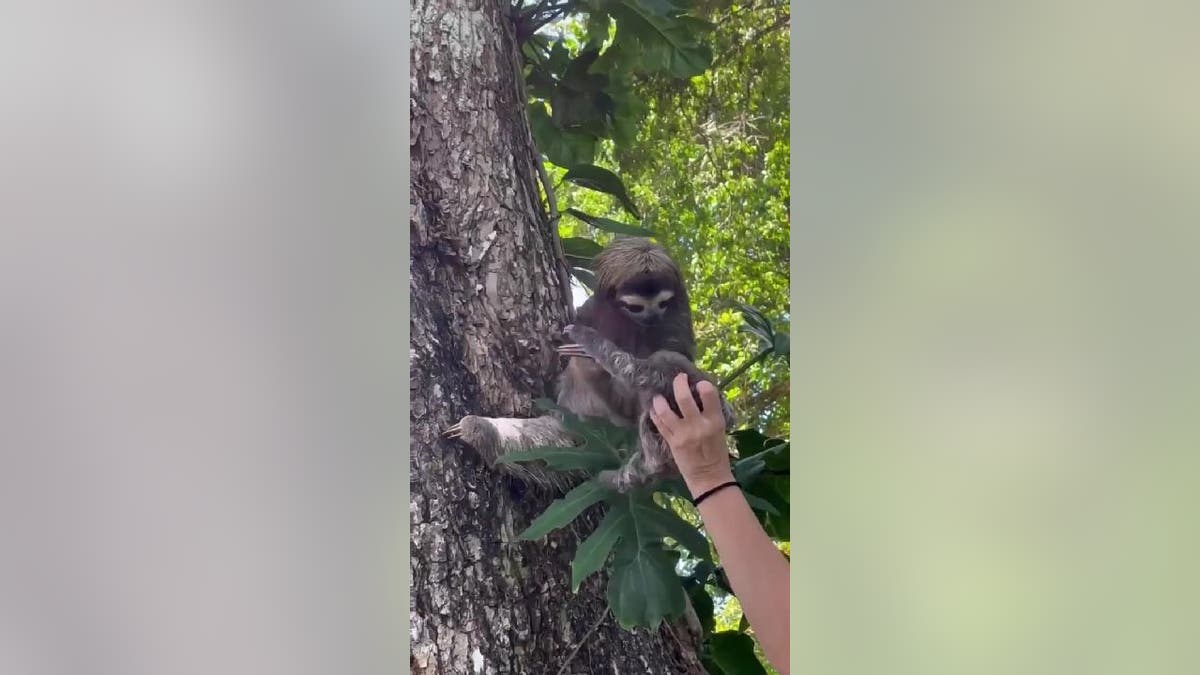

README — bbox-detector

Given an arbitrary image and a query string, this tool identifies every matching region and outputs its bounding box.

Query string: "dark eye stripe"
[626,304,644,313]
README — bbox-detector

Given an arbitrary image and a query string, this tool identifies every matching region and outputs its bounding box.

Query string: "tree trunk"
[409,0,704,673]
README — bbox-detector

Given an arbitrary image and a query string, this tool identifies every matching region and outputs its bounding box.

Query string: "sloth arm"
[567,325,683,391]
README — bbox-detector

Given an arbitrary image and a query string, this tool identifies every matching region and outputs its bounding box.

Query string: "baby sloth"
[557,323,736,492]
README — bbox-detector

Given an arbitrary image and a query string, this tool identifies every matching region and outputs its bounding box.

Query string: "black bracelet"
[691,480,739,506]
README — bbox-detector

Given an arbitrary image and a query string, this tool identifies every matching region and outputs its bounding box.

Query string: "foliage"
[504,0,789,671]
[503,397,791,664]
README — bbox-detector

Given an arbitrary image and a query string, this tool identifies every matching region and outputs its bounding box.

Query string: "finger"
[695,380,723,422]
[652,395,680,433]
[648,410,672,441]
[673,372,701,419]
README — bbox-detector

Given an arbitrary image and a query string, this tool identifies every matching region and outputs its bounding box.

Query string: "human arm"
[650,374,791,674]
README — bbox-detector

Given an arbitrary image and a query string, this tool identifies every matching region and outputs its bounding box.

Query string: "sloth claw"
[555,343,592,359]
[442,422,463,439]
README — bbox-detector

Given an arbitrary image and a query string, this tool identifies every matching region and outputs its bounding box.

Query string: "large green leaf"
[607,533,686,629]
[742,491,781,516]
[705,631,768,675]
[528,103,597,169]
[531,398,638,462]
[634,496,712,561]
[518,480,612,540]
[572,506,630,591]
[563,164,641,218]
[732,453,767,485]
[561,236,604,260]
[773,331,790,358]
[567,207,655,237]
[737,436,790,539]
[755,475,790,540]
[732,428,770,459]
[606,0,713,79]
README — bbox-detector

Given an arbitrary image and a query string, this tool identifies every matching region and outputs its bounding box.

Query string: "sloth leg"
[442,414,581,492]
[637,412,674,477]
[597,414,672,493]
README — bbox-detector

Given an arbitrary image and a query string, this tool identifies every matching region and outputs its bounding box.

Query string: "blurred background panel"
[790,2,1200,674]
[0,3,407,675]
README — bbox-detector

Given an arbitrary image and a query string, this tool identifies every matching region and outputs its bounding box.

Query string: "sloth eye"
[625,304,644,313]
[658,300,669,309]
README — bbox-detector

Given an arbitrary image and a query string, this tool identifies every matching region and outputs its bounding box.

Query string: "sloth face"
[616,287,676,326]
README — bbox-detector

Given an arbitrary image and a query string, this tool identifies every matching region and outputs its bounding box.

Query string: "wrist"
[683,468,736,500]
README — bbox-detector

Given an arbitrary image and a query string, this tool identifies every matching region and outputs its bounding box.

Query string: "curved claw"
[442,422,463,439]
[555,344,592,359]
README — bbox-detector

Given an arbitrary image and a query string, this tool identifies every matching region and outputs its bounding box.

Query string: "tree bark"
[410,0,704,673]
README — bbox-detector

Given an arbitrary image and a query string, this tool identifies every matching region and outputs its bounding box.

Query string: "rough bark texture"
[410,0,704,673]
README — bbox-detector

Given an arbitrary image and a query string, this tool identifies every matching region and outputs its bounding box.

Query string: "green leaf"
[529,399,638,464]
[773,331,790,358]
[742,491,780,516]
[521,34,551,64]
[571,266,598,292]
[676,15,716,34]
[561,236,604,259]
[655,478,692,499]
[547,41,571,76]
[524,65,557,99]
[563,164,641,218]
[705,632,767,675]
[760,479,790,540]
[687,584,715,636]
[731,428,769,458]
[607,534,687,629]
[733,301,774,338]
[518,480,612,540]
[732,454,767,484]
[633,496,712,561]
[562,47,605,84]
[572,505,630,591]
[607,0,713,78]
[686,559,715,587]
[567,207,655,237]
[760,440,790,472]
[528,103,597,169]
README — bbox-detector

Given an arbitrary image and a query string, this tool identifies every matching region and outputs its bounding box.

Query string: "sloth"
[556,323,736,492]
[443,237,724,492]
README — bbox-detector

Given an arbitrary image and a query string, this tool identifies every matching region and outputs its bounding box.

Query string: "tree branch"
[510,34,576,321]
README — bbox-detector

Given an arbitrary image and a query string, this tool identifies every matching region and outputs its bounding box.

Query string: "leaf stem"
[718,346,773,389]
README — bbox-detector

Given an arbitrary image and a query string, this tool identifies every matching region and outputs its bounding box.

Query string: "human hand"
[649,372,734,498]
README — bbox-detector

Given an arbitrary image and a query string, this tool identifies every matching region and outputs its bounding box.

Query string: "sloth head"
[594,238,687,327]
